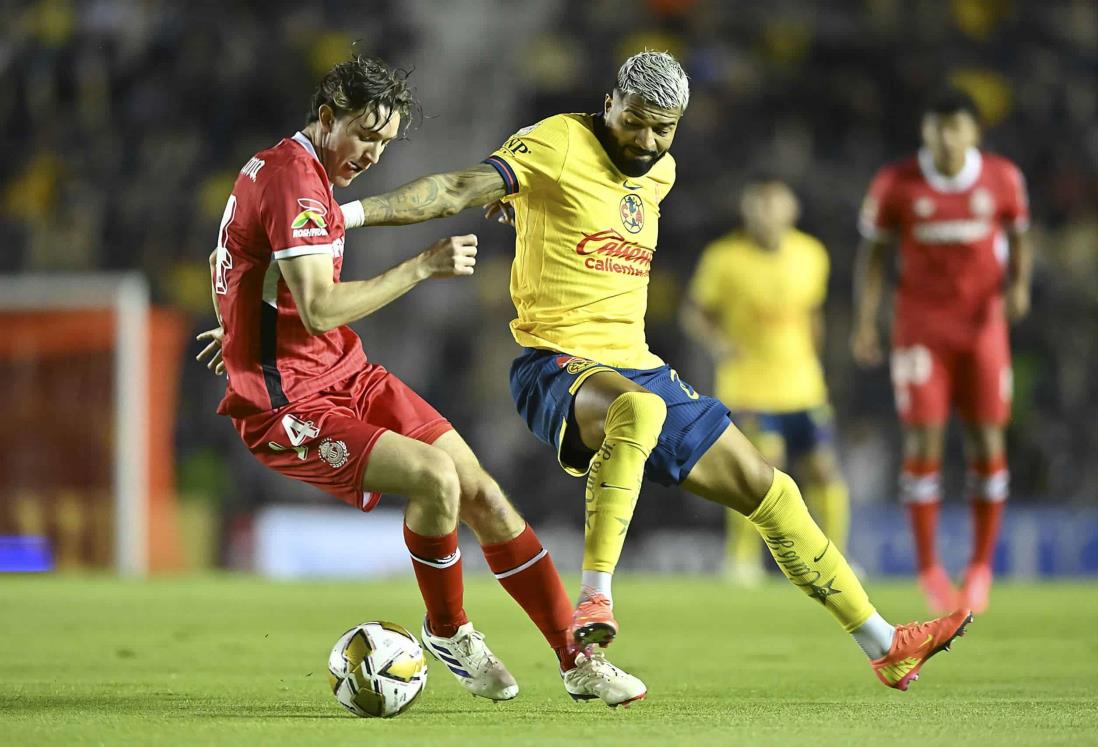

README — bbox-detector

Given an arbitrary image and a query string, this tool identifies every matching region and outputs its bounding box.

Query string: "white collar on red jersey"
[291,131,320,163]
[918,147,982,193]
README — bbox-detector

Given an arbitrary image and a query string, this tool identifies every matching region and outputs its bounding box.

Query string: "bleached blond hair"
[615,51,690,112]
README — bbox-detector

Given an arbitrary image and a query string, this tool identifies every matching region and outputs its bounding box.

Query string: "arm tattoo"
[357,163,507,226]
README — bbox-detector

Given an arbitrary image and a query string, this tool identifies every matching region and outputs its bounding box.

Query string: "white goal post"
[0,272,149,575]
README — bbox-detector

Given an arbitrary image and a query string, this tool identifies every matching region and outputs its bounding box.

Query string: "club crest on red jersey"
[970,187,995,217]
[619,193,644,234]
[914,196,936,218]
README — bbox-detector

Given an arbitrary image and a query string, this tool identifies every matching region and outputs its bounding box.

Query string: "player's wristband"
[340,201,365,229]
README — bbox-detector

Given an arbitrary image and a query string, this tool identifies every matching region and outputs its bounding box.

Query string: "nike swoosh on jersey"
[599,482,631,491]
[622,181,642,190]
[813,539,831,563]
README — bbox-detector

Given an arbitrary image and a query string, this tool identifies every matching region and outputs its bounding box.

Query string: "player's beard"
[593,114,666,177]
[614,148,665,177]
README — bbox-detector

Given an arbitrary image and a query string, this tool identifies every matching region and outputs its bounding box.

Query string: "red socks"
[967,456,1009,567]
[481,524,576,670]
[901,458,942,572]
[404,524,468,638]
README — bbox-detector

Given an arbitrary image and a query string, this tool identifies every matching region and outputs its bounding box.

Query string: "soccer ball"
[327,621,428,718]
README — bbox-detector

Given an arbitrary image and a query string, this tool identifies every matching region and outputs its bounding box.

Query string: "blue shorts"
[509,348,732,486]
[731,406,835,462]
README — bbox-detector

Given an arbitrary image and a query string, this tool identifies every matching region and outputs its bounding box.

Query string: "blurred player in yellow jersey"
[338,51,972,694]
[682,177,850,586]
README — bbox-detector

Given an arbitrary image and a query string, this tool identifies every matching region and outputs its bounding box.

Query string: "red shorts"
[232,363,452,511]
[890,318,1011,426]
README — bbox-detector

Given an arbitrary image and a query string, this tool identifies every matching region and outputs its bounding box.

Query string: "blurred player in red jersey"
[194,54,642,706]
[852,87,1033,615]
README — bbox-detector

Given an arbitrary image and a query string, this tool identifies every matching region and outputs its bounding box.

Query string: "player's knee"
[459,471,518,533]
[605,391,667,448]
[406,452,461,521]
[741,458,777,512]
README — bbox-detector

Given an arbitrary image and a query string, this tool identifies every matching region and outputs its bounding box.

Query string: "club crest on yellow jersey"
[619,193,645,234]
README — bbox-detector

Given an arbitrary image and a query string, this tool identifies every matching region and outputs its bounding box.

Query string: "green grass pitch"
[2,575,1095,746]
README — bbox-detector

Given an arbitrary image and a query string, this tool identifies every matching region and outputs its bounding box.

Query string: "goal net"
[0,273,185,575]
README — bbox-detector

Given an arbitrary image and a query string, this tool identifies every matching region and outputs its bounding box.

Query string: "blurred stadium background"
[2,0,1096,580]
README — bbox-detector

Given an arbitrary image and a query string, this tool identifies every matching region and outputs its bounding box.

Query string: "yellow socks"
[582,392,667,575]
[749,470,875,632]
[805,479,851,553]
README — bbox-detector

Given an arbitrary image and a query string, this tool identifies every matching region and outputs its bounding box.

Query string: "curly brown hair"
[306,53,420,138]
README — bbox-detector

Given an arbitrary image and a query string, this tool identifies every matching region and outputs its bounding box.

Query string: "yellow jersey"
[485,113,674,369]
[688,229,830,412]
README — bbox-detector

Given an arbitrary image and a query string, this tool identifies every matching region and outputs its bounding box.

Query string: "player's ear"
[604,93,614,117]
[318,104,336,133]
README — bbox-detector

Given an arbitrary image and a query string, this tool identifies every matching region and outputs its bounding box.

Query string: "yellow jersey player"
[682,177,851,586]
[339,51,971,692]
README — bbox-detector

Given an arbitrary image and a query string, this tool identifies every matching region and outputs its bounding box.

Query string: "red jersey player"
[852,87,1033,615]
[194,54,644,706]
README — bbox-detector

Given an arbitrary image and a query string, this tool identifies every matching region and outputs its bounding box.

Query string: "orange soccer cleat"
[570,592,618,648]
[960,563,992,614]
[918,564,957,614]
[871,608,973,691]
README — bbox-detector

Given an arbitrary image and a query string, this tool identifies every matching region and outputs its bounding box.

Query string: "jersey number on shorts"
[268,413,321,461]
[670,369,700,400]
[891,345,932,413]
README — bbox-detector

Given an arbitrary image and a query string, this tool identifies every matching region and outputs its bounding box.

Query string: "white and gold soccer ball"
[327,621,428,718]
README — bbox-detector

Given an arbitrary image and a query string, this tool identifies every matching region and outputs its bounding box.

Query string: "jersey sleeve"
[858,166,901,241]
[998,160,1030,233]
[807,236,830,308]
[259,162,335,260]
[483,115,570,196]
[688,243,726,311]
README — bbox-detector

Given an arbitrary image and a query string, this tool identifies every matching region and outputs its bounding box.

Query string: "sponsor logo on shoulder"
[241,157,265,181]
[291,197,329,238]
[502,136,531,157]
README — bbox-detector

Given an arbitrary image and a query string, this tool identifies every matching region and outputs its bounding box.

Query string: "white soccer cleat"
[562,648,647,707]
[420,619,519,701]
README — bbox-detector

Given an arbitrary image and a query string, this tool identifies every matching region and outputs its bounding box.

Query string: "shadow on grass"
[1,693,344,719]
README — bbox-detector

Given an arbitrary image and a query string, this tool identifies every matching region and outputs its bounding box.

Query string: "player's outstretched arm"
[1006,228,1033,322]
[343,164,507,228]
[195,250,227,375]
[279,235,478,335]
[851,237,891,367]
[680,301,736,361]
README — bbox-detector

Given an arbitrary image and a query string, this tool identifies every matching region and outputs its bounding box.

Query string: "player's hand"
[420,235,478,278]
[195,326,226,375]
[851,322,883,367]
[483,200,515,227]
[1006,281,1031,322]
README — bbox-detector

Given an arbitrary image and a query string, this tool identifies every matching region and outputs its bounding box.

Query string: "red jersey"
[214,132,365,417]
[859,148,1029,329]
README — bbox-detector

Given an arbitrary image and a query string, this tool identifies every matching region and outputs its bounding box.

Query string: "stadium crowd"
[2,0,1096,554]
